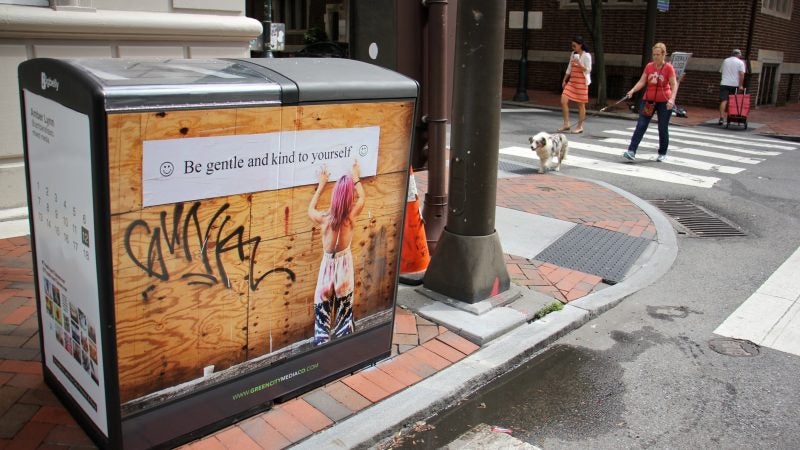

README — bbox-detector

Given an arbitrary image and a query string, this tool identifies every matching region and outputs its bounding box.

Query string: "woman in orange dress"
[560,36,592,134]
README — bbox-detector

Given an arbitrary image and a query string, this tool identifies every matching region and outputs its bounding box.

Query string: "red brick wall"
[504,0,800,107]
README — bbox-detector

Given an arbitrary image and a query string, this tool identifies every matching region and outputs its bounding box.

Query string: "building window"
[762,0,793,19]
[559,0,646,8]
[276,0,309,31]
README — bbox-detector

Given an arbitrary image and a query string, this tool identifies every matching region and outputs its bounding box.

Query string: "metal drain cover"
[534,224,651,284]
[649,199,746,237]
[708,338,760,357]
[498,158,536,175]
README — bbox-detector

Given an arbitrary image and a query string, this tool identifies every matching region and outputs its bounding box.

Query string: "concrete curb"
[295,177,678,449]
[295,305,590,449]
[503,100,638,123]
[759,133,800,142]
[566,176,678,316]
[399,285,556,346]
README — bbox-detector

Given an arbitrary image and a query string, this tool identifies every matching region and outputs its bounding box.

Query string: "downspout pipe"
[421,0,448,253]
[744,0,758,88]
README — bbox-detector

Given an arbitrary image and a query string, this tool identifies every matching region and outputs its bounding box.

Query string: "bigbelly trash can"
[18,57,418,449]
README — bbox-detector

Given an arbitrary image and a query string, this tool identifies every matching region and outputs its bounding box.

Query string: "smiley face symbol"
[359,145,369,157]
[160,162,175,177]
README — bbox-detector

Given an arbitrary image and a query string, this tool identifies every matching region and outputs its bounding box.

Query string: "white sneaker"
[656,154,666,162]
[623,151,636,161]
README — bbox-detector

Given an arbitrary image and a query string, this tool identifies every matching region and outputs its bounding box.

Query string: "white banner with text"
[142,126,380,207]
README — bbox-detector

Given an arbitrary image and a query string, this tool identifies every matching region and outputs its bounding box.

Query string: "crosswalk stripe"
[714,245,800,357]
[499,146,720,188]
[639,129,783,155]
[568,141,746,174]
[667,127,799,150]
[504,125,789,190]
[604,130,775,157]
[600,138,764,164]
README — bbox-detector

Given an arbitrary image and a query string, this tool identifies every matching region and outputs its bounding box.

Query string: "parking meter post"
[422,0,449,253]
[423,0,511,304]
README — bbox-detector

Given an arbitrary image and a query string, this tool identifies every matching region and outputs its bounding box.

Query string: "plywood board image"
[108,101,413,406]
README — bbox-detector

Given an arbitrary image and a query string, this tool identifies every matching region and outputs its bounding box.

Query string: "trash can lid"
[67,58,285,111]
[232,58,419,104]
[21,58,417,111]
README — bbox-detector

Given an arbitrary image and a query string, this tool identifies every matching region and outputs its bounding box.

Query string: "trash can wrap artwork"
[19,58,418,449]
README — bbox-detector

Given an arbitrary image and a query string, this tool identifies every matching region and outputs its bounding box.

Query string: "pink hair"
[329,174,354,232]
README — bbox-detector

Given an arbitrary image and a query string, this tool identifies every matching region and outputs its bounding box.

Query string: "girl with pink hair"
[308,160,366,345]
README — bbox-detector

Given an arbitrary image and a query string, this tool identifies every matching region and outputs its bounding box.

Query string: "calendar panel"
[24,90,108,436]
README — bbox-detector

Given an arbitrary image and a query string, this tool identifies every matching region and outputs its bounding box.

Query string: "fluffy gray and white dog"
[528,132,569,173]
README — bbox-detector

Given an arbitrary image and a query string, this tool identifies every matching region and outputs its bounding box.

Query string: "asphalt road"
[389,110,800,449]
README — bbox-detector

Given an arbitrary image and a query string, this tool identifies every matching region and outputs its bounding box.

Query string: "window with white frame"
[762,0,793,19]
[560,0,647,8]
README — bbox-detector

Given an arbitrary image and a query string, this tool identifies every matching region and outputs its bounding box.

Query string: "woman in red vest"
[622,42,678,163]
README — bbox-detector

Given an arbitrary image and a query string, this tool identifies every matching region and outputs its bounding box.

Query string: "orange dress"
[563,58,589,104]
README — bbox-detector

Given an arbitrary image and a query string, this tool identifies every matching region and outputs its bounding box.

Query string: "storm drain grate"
[498,158,537,175]
[648,199,747,238]
[534,224,652,284]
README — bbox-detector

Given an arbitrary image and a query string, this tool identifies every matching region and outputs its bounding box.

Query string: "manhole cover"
[708,338,760,357]
[648,199,747,238]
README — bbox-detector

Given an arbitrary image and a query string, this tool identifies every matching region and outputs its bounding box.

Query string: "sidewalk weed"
[534,301,564,320]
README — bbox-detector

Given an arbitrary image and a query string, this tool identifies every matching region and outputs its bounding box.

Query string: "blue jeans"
[627,101,672,156]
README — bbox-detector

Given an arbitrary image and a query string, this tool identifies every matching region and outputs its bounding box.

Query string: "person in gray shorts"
[719,49,746,125]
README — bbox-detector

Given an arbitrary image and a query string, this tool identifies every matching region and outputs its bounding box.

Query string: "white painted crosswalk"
[502,127,798,189]
[500,145,720,188]
[599,137,764,164]
[665,127,799,150]
[604,129,781,156]
[569,141,746,174]
[714,245,800,356]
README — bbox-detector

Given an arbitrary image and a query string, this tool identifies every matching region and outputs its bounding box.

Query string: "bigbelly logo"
[41,72,59,91]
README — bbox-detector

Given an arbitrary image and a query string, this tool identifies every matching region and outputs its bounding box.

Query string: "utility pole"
[423,0,510,303]
[513,0,530,102]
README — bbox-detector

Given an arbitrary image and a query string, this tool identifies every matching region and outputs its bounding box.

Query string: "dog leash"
[551,95,631,134]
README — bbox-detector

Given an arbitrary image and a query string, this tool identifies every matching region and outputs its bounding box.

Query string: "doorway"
[757,63,779,105]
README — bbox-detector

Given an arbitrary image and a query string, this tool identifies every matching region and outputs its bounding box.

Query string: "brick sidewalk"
[418,174,655,303]
[0,173,656,449]
[0,236,96,449]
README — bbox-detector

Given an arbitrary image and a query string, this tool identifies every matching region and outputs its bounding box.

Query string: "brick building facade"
[504,0,800,108]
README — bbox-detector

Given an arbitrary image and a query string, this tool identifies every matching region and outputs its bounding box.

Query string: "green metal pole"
[423,0,510,304]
